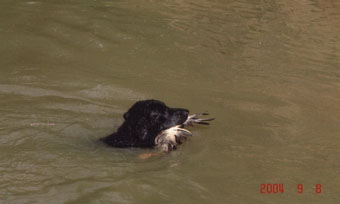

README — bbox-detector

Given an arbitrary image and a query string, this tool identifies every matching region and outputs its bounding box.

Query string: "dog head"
[122,99,189,145]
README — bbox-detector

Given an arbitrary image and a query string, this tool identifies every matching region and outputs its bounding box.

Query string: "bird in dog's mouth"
[155,113,215,152]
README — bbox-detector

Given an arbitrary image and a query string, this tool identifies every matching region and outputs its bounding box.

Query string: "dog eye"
[151,114,165,121]
[151,114,160,119]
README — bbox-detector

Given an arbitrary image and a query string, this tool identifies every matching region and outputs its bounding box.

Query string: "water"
[1,0,340,203]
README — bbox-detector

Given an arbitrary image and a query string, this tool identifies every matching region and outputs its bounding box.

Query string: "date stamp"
[260,184,322,194]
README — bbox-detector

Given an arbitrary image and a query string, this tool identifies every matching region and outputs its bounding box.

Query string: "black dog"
[101,100,189,148]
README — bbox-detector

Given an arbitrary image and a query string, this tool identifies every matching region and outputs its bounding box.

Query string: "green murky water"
[1,0,340,203]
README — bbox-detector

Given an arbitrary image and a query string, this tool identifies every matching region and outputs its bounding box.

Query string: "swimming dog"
[101,99,214,152]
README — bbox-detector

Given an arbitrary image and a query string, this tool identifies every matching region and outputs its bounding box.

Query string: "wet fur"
[101,100,189,148]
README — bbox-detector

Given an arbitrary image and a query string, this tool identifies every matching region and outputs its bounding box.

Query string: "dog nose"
[183,109,189,117]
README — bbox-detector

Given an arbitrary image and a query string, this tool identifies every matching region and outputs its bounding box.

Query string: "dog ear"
[135,118,150,142]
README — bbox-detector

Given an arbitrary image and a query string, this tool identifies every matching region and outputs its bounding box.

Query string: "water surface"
[1,0,340,203]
